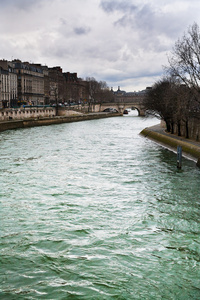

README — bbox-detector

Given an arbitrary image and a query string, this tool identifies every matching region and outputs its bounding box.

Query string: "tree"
[85,77,99,111]
[95,81,114,104]
[144,23,200,138]
[144,76,179,132]
[86,77,114,111]
[144,75,195,137]
[166,22,200,104]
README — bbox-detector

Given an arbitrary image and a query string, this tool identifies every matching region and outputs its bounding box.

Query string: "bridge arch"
[101,104,143,116]
[92,102,145,116]
[102,107,119,113]
[129,106,141,116]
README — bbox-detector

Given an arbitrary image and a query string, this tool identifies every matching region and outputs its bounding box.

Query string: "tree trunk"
[171,122,174,134]
[166,121,171,132]
[185,121,189,138]
[178,122,181,136]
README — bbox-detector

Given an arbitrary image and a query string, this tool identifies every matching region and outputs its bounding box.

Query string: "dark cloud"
[0,0,44,11]
[100,0,185,39]
[110,3,157,31]
[101,1,187,52]
[134,4,187,40]
[100,0,137,13]
[74,26,91,35]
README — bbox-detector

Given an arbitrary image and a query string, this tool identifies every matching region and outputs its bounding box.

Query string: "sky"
[0,0,200,92]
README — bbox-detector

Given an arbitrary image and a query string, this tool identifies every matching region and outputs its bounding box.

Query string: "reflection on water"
[0,113,200,299]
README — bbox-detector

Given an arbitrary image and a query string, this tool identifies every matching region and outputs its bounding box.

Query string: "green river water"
[0,112,200,299]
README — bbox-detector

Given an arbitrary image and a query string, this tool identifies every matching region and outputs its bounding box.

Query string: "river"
[0,111,200,299]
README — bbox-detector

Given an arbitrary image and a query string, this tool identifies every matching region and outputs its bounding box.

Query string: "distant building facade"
[0,60,17,108]
[112,86,148,103]
[48,66,65,104]
[12,60,44,105]
[63,72,89,103]
[30,64,50,105]
[0,58,93,108]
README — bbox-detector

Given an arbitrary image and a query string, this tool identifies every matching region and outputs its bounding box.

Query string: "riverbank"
[140,124,200,167]
[0,112,122,133]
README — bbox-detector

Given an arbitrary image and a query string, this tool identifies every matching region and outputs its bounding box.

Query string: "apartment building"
[12,60,44,105]
[42,66,50,105]
[0,59,90,108]
[31,64,50,105]
[0,60,17,108]
[0,67,9,108]
[63,72,89,103]
[48,66,65,104]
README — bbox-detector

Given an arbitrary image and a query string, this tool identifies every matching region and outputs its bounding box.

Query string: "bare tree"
[166,22,200,104]
[144,75,194,137]
[95,81,114,104]
[86,77,114,111]
[85,77,98,111]
[144,23,200,138]
[144,77,179,132]
[86,77,98,101]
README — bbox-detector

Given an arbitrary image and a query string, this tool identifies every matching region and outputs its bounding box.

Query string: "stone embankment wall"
[57,107,88,116]
[141,127,200,160]
[0,112,122,133]
[0,107,56,121]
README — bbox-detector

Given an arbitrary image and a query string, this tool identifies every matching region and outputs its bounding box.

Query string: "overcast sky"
[0,0,200,91]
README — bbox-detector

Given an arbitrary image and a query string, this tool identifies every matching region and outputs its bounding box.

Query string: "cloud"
[0,0,44,10]
[100,0,137,13]
[0,0,200,91]
[74,26,91,35]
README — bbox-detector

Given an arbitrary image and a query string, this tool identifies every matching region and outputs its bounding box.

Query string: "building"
[9,63,18,107]
[30,64,50,105]
[63,72,89,103]
[0,60,17,108]
[48,67,65,104]
[112,86,148,103]
[0,67,9,108]
[42,66,50,105]
[12,60,44,105]
[0,58,91,108]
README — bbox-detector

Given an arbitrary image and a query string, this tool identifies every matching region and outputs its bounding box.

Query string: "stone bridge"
[91,90,146,116]
[58,87,147,116]
[92,102,145,116]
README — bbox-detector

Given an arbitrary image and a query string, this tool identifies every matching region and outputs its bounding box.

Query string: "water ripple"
[0,115,200,299]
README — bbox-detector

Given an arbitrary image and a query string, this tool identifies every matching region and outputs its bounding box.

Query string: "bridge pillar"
[118,105,125,113]
[139,109,145,116]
